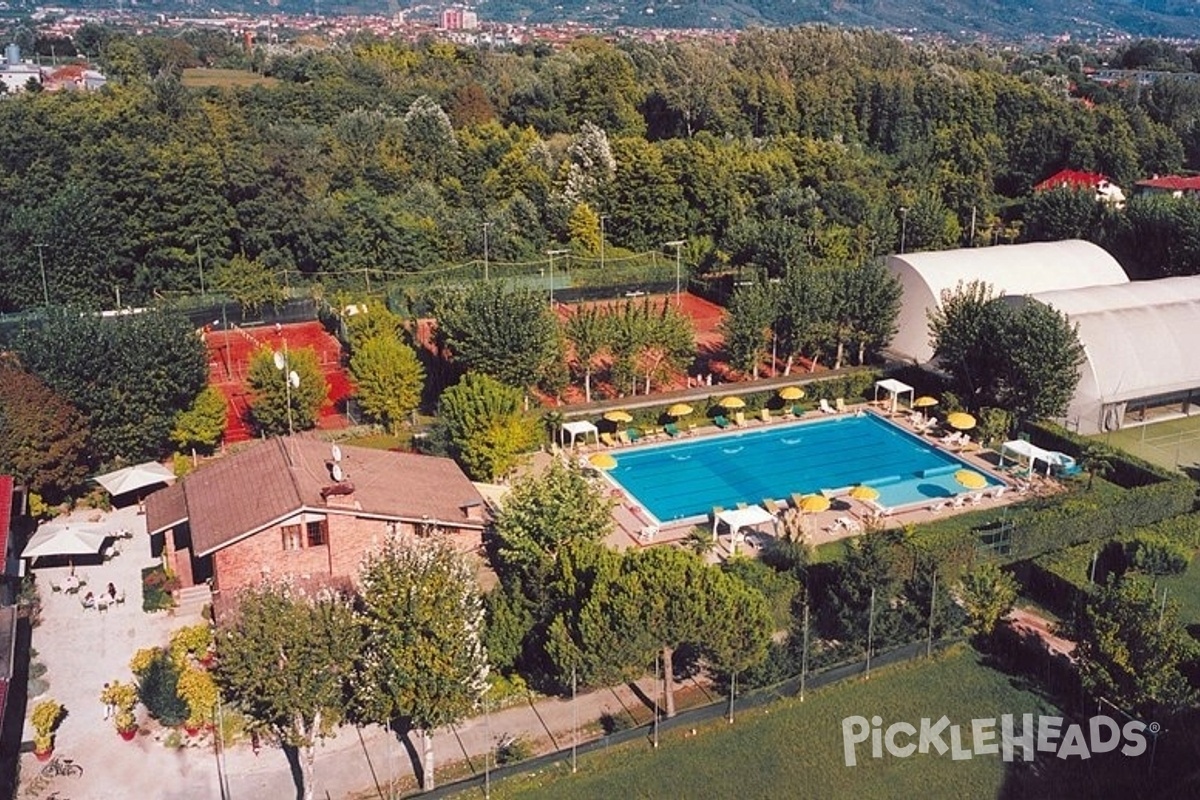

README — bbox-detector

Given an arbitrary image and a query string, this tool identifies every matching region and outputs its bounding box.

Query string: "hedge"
[1023,420,1179,488]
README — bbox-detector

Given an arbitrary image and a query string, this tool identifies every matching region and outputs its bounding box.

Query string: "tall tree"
[955,562,1019,639]
[995,300,1085,421]
[246,346,330,437]
[215,582,361,800]
[563,305,611,403]
[1072,578,1196,717]
[356,536,488,792]
[349,334,425,435]
[0,358,90,502]
[170,385,228,462]
[721,282,776,379]
[435,372,539,481]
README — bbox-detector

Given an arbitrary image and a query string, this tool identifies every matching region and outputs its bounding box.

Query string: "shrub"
[102,681,139,733]
[137,650,188,726]
[495,734,533,765]
[1129,533,1191,577]
[176,666,219,727]
[142,566,178,612]
[599,711,634,734]
[169,624,214,668]
[31,699,64,752]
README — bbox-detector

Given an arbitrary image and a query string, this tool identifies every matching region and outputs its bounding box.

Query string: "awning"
[560,420,600,448]
[93,461,176,496]
[873,378,914,413]
[713,505,778,554]
[998,440,1071,476]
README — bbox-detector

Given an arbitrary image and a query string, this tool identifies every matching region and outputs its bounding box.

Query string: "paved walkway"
[19,506,673,799]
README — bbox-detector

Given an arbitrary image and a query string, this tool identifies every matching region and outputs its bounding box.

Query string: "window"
[281,524,302,551]
[306,519,327,547]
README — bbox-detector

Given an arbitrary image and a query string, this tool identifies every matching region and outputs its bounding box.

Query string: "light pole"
[34,243,48,306]
[273,347,300,437]
[899,207,909,254]
[482,221,492,282]
[599,214,608,274]
[195,236,206,295]
[664,240,684,304]
[545,248,568,306]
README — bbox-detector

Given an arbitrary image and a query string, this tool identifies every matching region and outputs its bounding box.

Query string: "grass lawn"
[181,68,278,88]
[1095,414,1200,473]
[1151,556,1200,627]
[487,645,1060,800]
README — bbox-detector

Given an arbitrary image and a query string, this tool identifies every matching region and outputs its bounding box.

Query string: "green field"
[488,646,1060,800]
[181,68,279,88]
[1095,414,1200,474]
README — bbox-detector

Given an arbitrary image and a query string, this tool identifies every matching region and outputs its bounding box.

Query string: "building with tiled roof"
[1034,169,1125,207]
[1134,175,1200,199]
[145,436,487,611]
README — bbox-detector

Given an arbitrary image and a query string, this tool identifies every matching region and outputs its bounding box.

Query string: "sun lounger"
[600,432,618,447]
[763,498,784,516]
[714,415,731,429]
[951,495,967,509]
[733,411,746,427]
[929,500,947,513]
[626,427,642,443]
[989,486,1008,500]
[835,398,847,413]
[736,501,749,510]
[664,423,681,437]
[819,399,835,414]
[760,408,771,423]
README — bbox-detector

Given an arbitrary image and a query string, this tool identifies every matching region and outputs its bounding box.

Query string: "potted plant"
[176,667,218,736]
[31,698,64,759]
[101,681,139,740]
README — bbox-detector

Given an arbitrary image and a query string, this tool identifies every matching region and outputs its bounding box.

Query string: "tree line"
[4,28,1200,312]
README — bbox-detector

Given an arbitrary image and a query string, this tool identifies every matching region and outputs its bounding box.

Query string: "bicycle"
[39,755,83,778]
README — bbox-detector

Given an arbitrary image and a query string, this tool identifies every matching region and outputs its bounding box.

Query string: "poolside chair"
[990,486,1008,501]
[736,501,749,510]
[617,430,631,445]
[713,415,731,429]
[819,399,835,414]
[792,404,805,418]
[763,498,784,516]
[760,408,771,423]
[928,500,947,513]
[115,589,126,604]
[600,432,618,447]
[950,495,967,509]
[835,398,847,413]
[733,411,746,427]
[664,423,681,438]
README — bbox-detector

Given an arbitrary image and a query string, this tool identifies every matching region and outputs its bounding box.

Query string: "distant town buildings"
[0,44,42,93]
[1034,169,1126,207]
[440,7,479,31]
[1135,175,1200,199]
[0,43,106,93]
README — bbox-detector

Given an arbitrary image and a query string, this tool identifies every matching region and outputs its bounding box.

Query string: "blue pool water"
[607,413,1001,523]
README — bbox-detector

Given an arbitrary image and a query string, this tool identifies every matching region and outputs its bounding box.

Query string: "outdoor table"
[62,575,81,593]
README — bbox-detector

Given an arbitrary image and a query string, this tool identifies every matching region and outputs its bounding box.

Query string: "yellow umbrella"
[955,469,988,490]
[913,396,938,408]
[778,386,806,401]
[718,396,746,410]
[945,412,977,431]
[604,410,633,424]
[848,485,880,502]
[588,453,618,470]
[797,494,831,513]
[666,403,694,417]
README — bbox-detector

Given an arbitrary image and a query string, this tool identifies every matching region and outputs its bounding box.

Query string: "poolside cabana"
[713,505,777,551]
[998,439,1073,477]
[873,378,914,415]
[559,420,600,449]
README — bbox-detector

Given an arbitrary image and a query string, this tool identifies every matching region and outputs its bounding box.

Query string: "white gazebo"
[873,378,914,415]
[559,420,600,449]
[713,505,777,555]
[998,439,1074,477]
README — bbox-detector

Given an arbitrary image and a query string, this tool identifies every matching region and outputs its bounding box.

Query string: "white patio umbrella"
[93,461,175,497]
[21,521,111,559]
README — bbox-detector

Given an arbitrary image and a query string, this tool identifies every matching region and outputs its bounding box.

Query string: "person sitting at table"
[106,582,117,601]
[81,591,95,609]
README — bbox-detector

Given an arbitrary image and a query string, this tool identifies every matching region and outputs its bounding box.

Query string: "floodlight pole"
[484,695,491,798]
[927,570,937,659]
[545,248,568,306]
[275,343,296,437]
[653,651,660,748]
[195,236,206,295]
[664,240,685,304]
[599,214,607,274]
[34,243,48,306]
[572,665,578,772]
[899,207,909,254]
[800,601,810,701]
[866,587,876,678]
[482,221,491,282]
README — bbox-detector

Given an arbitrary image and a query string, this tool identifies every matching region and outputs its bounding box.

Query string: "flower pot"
[34,748,53,762]
[184,725,200,737]
[119,728,137,741]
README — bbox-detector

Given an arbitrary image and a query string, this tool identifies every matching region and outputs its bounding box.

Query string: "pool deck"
[587,404,1065,559]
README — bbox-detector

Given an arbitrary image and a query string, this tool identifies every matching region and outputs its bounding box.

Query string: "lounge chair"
[790,493,808,510]
[762,498,783,516]
[819,399,835,414]
[760,408,771,423]
[733,411,746,427]
[626,427,642,444]
[664,423,681,438]
[835,398,847,413]
[600,432,618,447]
[115,590,126,604]
[839,517,862,534]
[736,501,749,510]
[950,495,967,509]
[617,430,631,445]
[989,486,1008,500]
[928,500,947,513]
[792,404,805,417]
[714,415,731,429]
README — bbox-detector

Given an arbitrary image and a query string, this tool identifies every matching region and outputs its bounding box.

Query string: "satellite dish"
[288,370,301,388]
[272,351,286,370]
[331,444,343,463]
[331,463,344,482]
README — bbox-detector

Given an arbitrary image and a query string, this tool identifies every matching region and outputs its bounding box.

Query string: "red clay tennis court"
[204,321,352,443]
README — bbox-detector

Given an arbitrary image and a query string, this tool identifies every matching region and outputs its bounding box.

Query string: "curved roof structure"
[1022,276,1200,434]
[886,240,1129,363]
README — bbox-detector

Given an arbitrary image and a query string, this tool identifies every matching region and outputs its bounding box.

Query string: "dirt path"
[1005,606,1077,661]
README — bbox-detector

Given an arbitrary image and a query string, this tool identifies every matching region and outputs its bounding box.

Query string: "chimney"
[321,481,359,509]
[460,500,486,523]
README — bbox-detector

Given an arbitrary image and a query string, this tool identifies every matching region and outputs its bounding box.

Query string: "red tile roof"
[1034,169,1110,192]
[1135,175,1200,192]
[146,437,487,557]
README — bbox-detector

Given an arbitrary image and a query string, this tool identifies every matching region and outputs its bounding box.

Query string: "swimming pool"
[607,413,1002,523]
